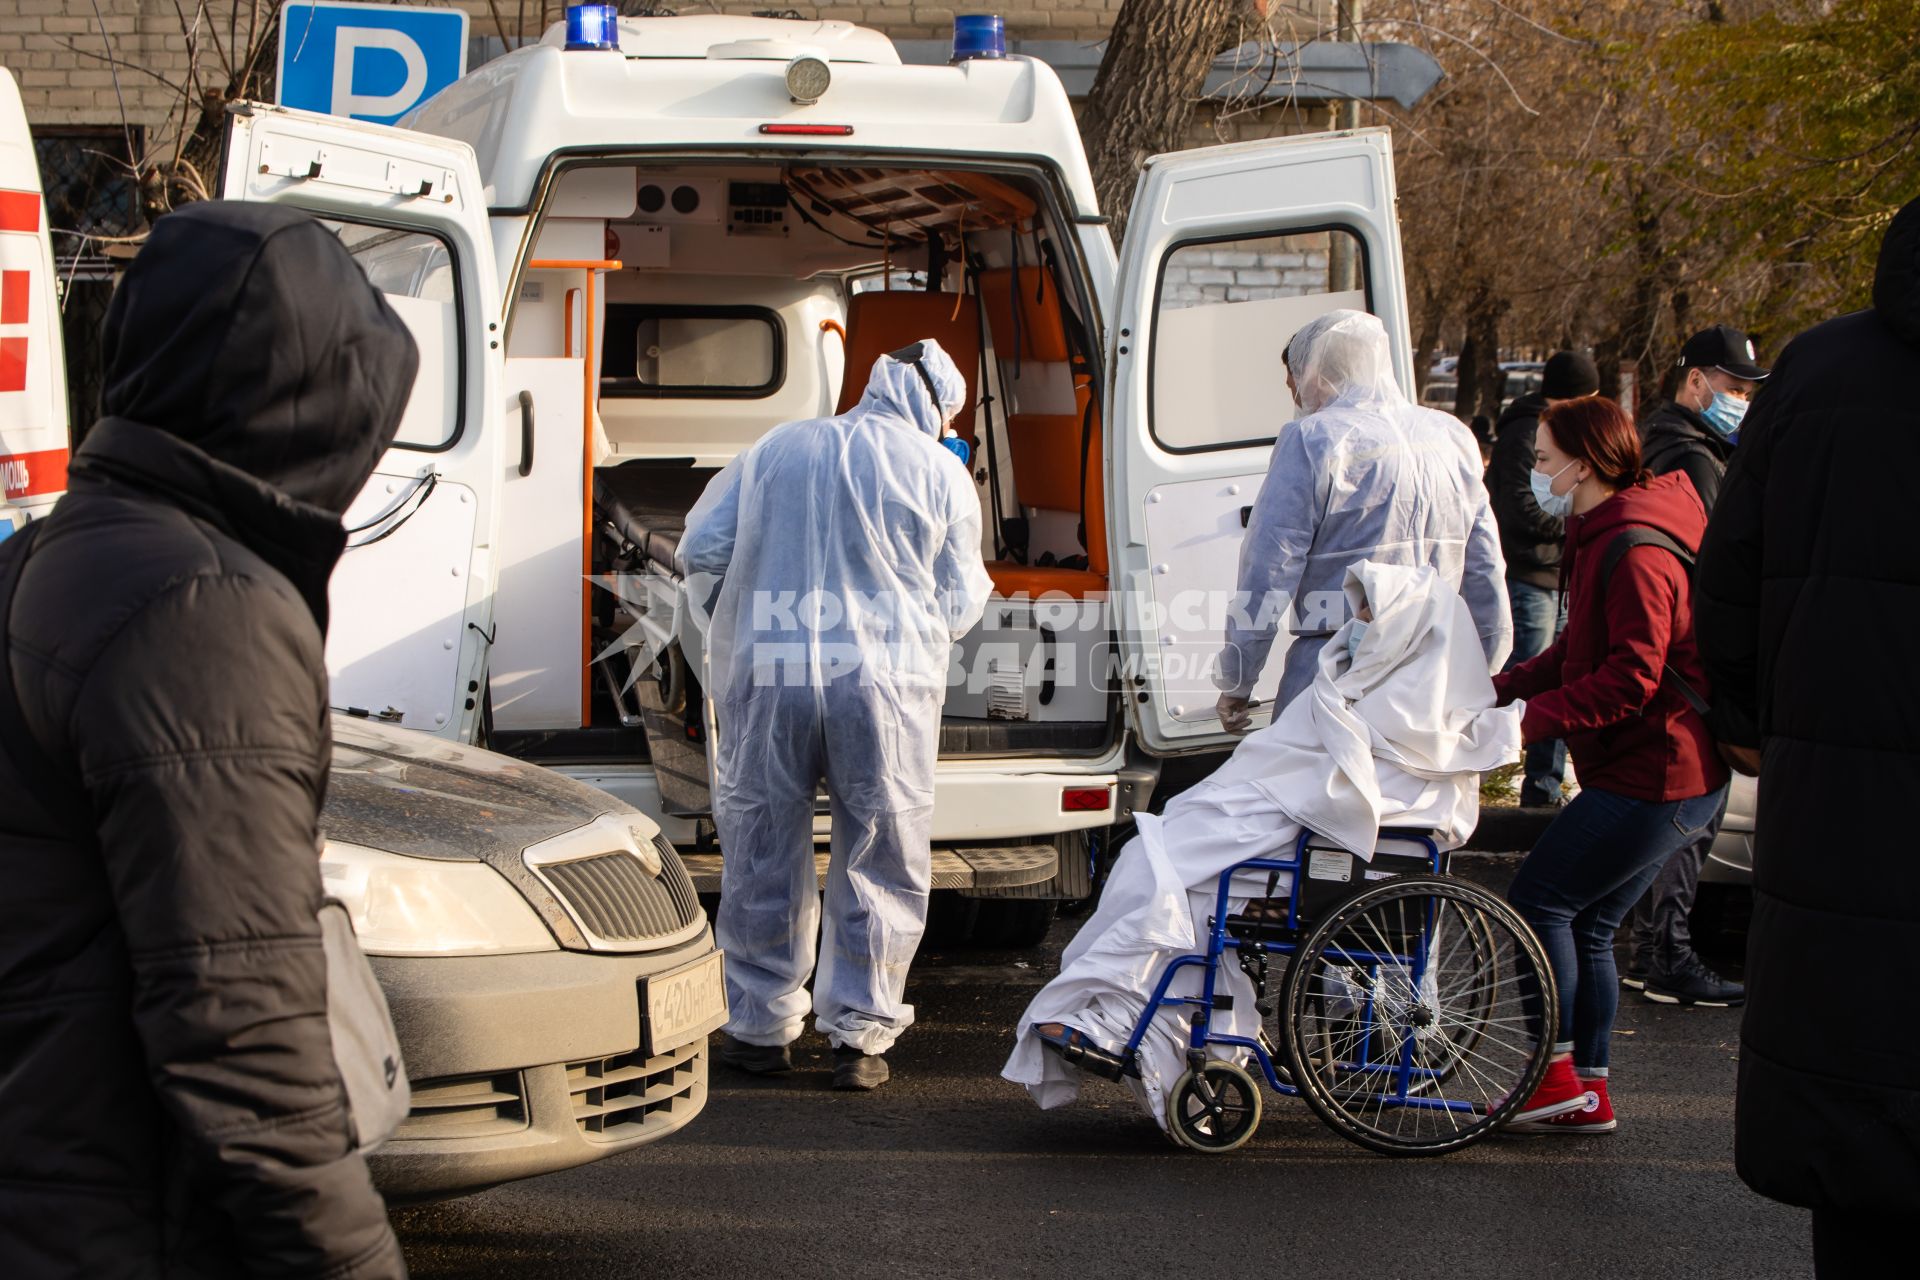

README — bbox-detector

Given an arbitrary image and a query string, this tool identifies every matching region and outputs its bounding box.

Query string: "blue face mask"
[1529,461,1578,519]
[1346,621,1368,664]
[1702,390,1748,440]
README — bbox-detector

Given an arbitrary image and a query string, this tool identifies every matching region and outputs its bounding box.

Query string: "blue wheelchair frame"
[1121,827,1486,1119]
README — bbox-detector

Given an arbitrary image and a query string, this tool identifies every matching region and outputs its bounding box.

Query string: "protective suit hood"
[854,337,967,438]
[1284,309,1403,415]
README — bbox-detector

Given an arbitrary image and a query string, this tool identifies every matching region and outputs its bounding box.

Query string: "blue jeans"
[1506,784,1728,1071]
[1505,580,1568,805]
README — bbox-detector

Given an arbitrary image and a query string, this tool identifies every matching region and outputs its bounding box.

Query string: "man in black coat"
[1624,326,1768,1010]
[0,204,418,1277]
[1486,349,1598,807]
[1695,197,1920,1276]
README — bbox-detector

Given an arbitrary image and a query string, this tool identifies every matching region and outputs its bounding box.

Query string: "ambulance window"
[600,304,784,398]
[322,219,463,451]
[1149,227,1370,453]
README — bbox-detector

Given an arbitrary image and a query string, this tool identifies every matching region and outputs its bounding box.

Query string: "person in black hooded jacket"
[1694,197,1920,1276]
[0,203,417,1277]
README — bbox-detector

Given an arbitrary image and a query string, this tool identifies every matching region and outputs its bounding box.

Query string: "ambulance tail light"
[565,3,619,51]
[1061,787,1111,813]
[952,15,1007,63]
[757,124,855,137]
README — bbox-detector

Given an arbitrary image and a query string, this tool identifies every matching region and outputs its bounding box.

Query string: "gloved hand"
[1216,693,1254,734]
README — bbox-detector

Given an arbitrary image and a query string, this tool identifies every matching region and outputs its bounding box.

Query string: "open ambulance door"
[1108,128,1414,755]
[223,104,506,740]
[0,68,71,533]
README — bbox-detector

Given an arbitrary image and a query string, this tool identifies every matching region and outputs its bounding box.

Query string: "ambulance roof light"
[565,4,620,51]
[951,15,1006,63]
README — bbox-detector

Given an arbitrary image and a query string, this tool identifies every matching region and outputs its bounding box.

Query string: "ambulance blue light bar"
[565,4,619,51]
[951,15,1006,62]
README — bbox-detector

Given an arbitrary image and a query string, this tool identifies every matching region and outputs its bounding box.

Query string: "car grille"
[539,838,701,944]
[392,1070,527,1141]
[567,1038,705,1142]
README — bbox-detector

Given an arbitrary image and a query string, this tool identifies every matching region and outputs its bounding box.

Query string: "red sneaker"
[1501,1057,1593,1126]
[1508,1075,1616,1133]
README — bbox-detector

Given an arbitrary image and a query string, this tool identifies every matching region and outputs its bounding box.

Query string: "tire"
[1165,1062,1263,1153]
[1281,875,1556,1157]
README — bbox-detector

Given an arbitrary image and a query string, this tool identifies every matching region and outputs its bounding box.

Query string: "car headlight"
[320,841,559,957]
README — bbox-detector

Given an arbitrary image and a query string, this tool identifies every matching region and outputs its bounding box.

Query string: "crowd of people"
[0,185,1911,1276]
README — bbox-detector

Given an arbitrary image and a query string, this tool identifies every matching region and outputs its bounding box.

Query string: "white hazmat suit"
[1217,310,1510,717]
[679,340,994,1055]
[1006,561,1522,1128]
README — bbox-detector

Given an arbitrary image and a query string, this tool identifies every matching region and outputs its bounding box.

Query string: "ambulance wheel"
[1166,1062,1262,1153]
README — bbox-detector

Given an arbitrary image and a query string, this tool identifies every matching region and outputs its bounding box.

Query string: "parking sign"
[278,2,469,125]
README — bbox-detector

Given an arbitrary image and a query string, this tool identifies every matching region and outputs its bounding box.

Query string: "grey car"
[322,716,726,1202]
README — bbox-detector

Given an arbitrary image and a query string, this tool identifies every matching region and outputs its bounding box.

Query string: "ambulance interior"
[502,160,1119,789]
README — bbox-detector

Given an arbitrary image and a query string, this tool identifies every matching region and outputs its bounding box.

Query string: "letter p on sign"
[278,2,469,126]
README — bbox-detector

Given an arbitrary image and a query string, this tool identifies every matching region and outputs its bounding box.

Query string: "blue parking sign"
[278,2,469,125]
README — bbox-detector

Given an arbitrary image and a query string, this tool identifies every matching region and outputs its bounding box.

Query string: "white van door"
[1107,128,1412,754]
[223,104,505,740]
[0,68,71,531]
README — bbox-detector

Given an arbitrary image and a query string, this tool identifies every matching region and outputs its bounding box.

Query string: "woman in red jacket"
[1495,396,1730,1133]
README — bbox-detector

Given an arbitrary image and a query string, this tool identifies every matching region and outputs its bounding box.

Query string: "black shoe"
[1644,957,1745,1008]
[831,1046,890,1091]
[1620,968,1648,992]
[717,1034,793,1075]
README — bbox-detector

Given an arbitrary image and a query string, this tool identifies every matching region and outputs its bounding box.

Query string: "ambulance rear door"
[223,103,506,740]
[0,68,71,535]
[1106,128,1414,754]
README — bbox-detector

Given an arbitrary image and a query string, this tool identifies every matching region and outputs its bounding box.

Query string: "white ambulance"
[21,12,1427,942]
[0,70,69,539]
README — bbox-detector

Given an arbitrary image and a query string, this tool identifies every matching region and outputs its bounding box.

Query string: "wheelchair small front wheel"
[1165,1061,1263,1153]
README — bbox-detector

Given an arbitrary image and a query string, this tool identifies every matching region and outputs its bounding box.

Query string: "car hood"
[322,714,621,862]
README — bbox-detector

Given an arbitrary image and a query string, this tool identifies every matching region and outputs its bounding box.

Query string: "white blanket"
[1004,561,1523,1127]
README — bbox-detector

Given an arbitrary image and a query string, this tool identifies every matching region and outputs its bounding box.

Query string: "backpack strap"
[0,523,88,835]
[1595,526,1711,718]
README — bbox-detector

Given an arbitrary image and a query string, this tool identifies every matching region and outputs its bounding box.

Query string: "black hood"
[1875,196,1920,348]
[96,201,418,517]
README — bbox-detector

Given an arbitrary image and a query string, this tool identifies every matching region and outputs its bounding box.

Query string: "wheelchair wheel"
[1165,1062,1263,1153]
[1282,875,1555,1156]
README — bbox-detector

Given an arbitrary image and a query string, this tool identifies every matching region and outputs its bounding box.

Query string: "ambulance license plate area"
[640,950,728,1055]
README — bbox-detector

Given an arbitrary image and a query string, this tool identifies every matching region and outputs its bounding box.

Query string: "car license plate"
[641,950,727,1055]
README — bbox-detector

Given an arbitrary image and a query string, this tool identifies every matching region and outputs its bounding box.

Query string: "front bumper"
[368,931,718,1203]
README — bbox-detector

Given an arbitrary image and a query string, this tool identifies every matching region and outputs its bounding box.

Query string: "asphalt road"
[394,857,1809,1279]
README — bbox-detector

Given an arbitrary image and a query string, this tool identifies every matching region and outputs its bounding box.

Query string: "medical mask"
[1529,461,1578,519]
[1346,621,1368,663]
[1702,391,1747,439]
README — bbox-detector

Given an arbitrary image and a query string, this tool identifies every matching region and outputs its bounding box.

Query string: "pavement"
[393,855,1808,1279]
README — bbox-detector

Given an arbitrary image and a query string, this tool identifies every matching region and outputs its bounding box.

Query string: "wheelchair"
[1094,829,1556,1157]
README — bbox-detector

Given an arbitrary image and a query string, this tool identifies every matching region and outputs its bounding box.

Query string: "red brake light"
[1061,787,1112,813]
[758,124,855,136]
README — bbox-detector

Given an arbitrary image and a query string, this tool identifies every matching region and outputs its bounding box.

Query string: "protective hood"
[1874,196,1920,348]
[1285,309,1404,415]
[853,337,967,438]
[95,201,419,517]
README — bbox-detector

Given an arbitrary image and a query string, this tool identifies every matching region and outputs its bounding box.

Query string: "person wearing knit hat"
[1487,349,1599,808]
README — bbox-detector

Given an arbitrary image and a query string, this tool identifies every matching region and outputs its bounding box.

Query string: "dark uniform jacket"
[1640,398,1734,514]
[1486,392,1565,590]
[1695,198,1920,1214]
[0,204,417,1277]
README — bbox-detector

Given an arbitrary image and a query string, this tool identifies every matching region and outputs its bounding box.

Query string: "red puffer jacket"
[1493,472,1729,802]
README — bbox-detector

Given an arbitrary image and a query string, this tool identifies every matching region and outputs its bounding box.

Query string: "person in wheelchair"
[1004,560,1522,1133]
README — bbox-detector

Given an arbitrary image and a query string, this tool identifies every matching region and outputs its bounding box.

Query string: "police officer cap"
[1677,324,1769,380]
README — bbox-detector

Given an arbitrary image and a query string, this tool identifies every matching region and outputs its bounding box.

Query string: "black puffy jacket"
[1639,398,1734,514]
[1695,197,1920,1214]
[1486,392,1564,589]
[0,204,417,1276]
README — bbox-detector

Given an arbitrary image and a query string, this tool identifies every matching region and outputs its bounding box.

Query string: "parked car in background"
[324,714,725,1202]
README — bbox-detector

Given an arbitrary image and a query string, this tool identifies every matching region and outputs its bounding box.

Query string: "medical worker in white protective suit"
[1214,310,1511,733]
[1005,561,1522,1129]
[678,339,993,1091]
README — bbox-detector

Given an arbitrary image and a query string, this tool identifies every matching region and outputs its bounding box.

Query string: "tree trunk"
[1454,283,1508,420]
[1411,278,1446,397]
[1080,0,1256,243]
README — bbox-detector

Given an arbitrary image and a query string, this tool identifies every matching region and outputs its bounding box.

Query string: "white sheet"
[1004,560,1523,1128]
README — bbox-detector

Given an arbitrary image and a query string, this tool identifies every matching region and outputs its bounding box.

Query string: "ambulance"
[0,71,69,540]
[16,11,1425,943]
